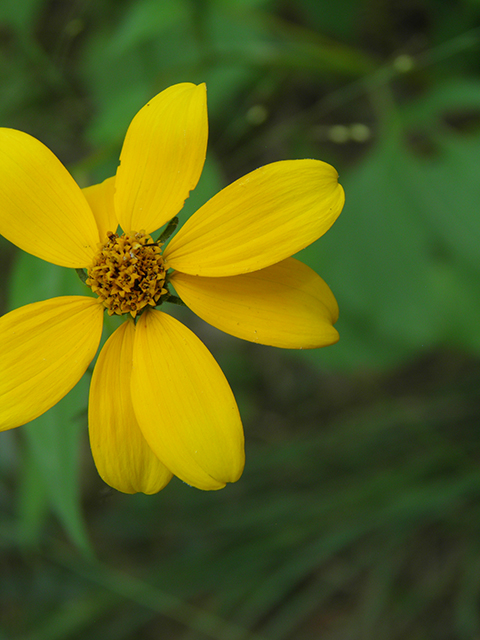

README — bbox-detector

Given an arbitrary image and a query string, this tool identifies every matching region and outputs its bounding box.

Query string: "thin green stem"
[75,268,88,284]
[155,217,179,244]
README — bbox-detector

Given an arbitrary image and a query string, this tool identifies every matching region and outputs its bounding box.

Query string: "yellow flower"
[0,83,344,494]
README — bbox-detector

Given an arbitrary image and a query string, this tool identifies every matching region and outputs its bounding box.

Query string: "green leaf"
[22,378,92,556]
[9,250,88,310]
[0,0,44,33]
[79,0,199,148]
[299,118,480,370]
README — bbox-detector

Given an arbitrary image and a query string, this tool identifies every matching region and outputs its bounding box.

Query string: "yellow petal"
[171,258,339,348]
[0,296,103,431]
[82,176,118,242]
[0,129,100,267]
[131,309,244,490]
[89,320,172,494]
[114,83,208,234]
[163,159,345,277]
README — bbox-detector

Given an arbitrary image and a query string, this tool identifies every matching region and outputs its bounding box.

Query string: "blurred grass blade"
[22,376,92,556]
[16,442,49,547]
[50,545,268,640]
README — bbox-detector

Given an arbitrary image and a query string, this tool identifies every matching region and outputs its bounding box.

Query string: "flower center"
[86,231,167,317]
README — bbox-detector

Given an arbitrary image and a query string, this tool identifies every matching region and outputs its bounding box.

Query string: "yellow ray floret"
[89,320,173,494]
[131,310,245,490]
[164,159,345,277]
[114,83,208,234]
[0,129,100,268]
[171,258,339,349]
[0,296,103,431]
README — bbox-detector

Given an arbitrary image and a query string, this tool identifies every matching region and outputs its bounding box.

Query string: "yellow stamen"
[87,231,167,317]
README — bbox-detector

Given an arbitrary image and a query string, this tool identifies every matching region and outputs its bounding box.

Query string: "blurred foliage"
[1,0,480,638]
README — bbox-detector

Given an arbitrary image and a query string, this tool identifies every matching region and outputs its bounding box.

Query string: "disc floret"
[87,231,167,317]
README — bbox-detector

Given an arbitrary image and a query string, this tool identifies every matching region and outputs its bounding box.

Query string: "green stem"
[75,268,88,284]
[155,216,179,244]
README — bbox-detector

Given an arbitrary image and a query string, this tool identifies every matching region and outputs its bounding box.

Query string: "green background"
[1,0,480,638]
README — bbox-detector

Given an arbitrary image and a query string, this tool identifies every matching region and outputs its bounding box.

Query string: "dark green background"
[1,0,480,638]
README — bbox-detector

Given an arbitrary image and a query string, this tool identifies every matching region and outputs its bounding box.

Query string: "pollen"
[86,231,168,317]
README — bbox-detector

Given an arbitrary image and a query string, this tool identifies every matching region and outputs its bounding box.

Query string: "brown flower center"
[86,231,167,317]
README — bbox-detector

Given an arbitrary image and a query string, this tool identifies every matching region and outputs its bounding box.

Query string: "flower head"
[0,83,344,494]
